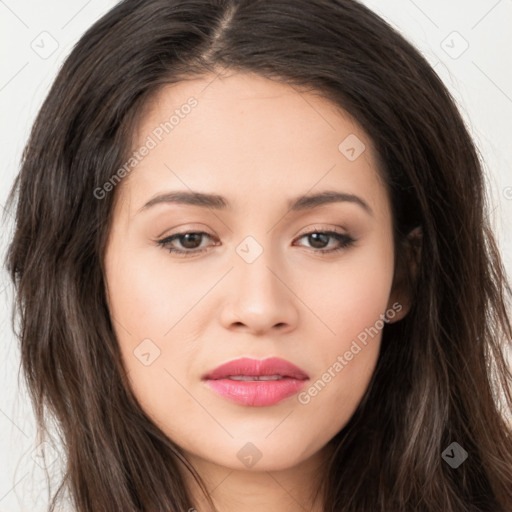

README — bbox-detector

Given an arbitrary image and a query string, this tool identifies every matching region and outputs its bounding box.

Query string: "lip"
[202,357,309,407]
[203,356,309,380]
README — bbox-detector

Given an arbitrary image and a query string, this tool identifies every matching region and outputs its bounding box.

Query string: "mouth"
[202,357,309,407]
[203,356,309,381]
[221,375,292,381]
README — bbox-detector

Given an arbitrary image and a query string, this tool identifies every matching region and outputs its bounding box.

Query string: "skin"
[103,71,411,512]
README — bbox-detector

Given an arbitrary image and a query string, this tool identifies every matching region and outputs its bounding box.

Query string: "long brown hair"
[5,0,512,510]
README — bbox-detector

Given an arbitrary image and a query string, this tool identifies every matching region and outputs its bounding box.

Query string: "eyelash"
[156,228,356,257]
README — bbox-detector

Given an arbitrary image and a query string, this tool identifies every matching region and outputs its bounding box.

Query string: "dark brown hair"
[5,0,512,510]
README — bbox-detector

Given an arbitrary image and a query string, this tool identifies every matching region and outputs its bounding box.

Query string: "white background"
[1,1,511,510]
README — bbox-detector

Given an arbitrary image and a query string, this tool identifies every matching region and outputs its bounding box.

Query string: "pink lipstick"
[202,357,309,407]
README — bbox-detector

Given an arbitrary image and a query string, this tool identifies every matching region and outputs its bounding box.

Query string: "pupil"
[182,233,202,249]
[309,233,328,249]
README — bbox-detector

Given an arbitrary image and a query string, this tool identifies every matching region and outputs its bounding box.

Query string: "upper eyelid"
[295,224,348,236]
[158,228,352,249]
[160,226,349,241]
[161,221,350,236]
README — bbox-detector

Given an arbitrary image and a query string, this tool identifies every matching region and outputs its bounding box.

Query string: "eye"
[293,228,355,254]
[156,228,356,257]
[156,231,217,256]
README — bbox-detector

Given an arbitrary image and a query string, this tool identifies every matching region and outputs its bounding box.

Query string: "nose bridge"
[220,230,299,333]
[234,232,284,303]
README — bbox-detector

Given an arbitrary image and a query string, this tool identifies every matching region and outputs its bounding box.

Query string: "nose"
[219,250,299,336]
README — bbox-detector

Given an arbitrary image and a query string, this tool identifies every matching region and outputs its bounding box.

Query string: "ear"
[386,226,422,323]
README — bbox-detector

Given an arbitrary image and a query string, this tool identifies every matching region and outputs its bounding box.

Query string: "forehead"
[117,72,389,218]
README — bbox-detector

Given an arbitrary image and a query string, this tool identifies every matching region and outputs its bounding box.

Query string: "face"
[103,71,408,476]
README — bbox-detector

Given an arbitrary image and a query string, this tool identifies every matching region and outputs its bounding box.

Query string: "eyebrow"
[138,190,373,216]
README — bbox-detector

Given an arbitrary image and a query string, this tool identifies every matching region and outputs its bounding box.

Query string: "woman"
[5,0,512,510]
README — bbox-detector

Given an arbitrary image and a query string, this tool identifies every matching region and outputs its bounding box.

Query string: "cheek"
[104,244,206,407]
[302,238,395,344]
[105,243,201,340]
[296,240,394,413]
